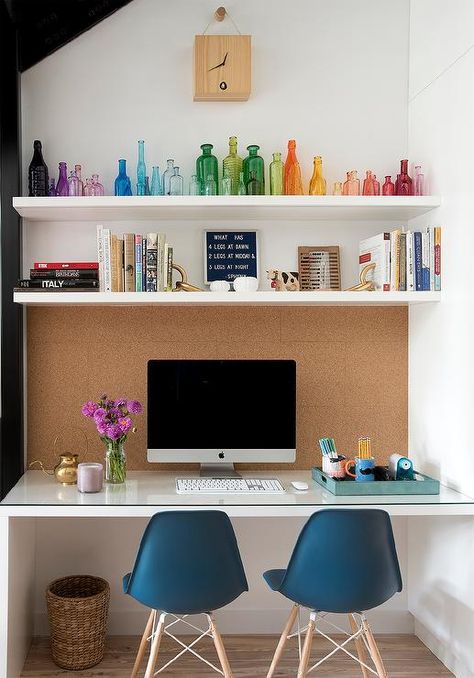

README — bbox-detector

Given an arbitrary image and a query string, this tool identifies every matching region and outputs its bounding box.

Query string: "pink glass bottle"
[363,170,377,196]
[83,178,94,196]
[68,170,80,196]
[382,176,395,195]
[343,170,360,195]
[75,164,84,195]
[92,174,105,196]
[56,162,69,196]
[395,159,413,195]
[414,165,424,196]
[373,175,380,195]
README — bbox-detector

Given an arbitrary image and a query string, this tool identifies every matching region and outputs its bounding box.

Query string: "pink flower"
[81,401,98,418]
[115,398,127,407]
[96,419,108,436]
[127,400,143,414]
[118,417,132,433]
[93,407,106,422]
[106,423,122,441]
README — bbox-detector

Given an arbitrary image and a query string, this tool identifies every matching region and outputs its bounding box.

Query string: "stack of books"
[96,226,173,292]
[359,226,441,291]
[15,262,100,291]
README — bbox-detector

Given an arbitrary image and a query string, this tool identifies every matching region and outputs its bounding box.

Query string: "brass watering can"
[29,428,89,485]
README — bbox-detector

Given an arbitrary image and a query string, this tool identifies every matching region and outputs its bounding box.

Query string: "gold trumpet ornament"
[171,263,203,292]
[29,428,88,485]
[345,263,376,291]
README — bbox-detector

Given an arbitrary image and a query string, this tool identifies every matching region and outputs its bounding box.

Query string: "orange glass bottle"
[284,140,304,195]
[309,155,327,195]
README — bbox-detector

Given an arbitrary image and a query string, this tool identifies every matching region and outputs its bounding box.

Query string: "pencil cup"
[322,455,346,479]
[345,457,375,482]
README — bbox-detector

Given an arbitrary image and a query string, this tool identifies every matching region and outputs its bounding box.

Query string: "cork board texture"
[27,306,408,471]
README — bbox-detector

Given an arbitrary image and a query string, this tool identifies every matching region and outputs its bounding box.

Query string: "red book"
[34,262,99,270]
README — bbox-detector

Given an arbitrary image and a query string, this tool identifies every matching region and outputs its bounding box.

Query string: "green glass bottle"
[237,171,246,196]
[269,152,284,195]
[223,136,242,195]
[196,144,218,195]
[246,170,262,195]
[221,168,232,196]
[243,145,264,195]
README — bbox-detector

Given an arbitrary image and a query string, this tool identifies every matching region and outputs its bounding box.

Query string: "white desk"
[1,470,473,677]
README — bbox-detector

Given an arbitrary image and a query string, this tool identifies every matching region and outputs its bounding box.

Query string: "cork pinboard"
[26,306,408,471]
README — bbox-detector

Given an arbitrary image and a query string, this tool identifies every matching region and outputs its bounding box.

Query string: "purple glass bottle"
[56,162,69,196]
[48,178,57,197]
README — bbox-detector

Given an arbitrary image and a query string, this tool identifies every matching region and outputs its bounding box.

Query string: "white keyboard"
[176,477,286,494]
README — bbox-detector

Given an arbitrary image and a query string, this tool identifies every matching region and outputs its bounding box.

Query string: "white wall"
[408,1,474,675]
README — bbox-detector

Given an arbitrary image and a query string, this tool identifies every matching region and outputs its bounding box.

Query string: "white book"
[163,243,169,291]
[390,228,402,291]
[96,224,104,292]
[406,231,415,292]
[156,233,166,292]
[359,232,391,291]
[102,228,112,292]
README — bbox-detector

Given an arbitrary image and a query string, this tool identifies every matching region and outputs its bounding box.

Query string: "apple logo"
[218,452,225,459]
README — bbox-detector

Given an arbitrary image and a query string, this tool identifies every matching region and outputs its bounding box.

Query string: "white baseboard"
[415,619,474,678]
[34,608,414,636]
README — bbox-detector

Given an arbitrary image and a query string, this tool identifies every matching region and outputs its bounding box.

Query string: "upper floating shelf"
[12,195,441,222]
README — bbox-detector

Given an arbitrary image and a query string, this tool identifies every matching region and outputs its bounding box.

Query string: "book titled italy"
[15,279,99,290]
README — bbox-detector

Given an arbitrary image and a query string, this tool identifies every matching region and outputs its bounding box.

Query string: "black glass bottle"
[28,140,49,196]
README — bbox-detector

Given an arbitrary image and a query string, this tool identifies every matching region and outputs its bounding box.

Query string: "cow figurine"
[266,269,300,291]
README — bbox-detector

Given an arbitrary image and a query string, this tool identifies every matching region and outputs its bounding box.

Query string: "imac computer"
[147,359,296,476]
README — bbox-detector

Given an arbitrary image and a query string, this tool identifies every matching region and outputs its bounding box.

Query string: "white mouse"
[291,481,309,491]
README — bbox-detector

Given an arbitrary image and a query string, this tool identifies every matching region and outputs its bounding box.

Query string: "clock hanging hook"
[202,7,242,34]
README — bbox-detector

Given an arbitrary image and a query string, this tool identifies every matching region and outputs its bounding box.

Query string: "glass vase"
[284,140,303,195]
[269,152,284,195]
[196,144,219,195]
[223,136,242,194]
[105,440,126,484]
[243,145,264,194]
[114,159,132,196]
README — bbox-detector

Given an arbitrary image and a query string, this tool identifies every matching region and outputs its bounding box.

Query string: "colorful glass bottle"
[223,136,242,194]
[414,165,424,196]
[237,171,246,196]
[189,174,201,196]
[382,176,395,196]
[48,178,57,197]
[309,156,326,195]
[362,170,376,196]
[374,175,381,195]
[136,140,146,196]
[221,167,232,196]
[246,170,261,195]
[395,159,413,196]
[343,170,360,196]
[333,181,343,195]
[56,163,69,196]
[162,159,175,196]
[269,152,284,195]
[83,178,94,196]
[150,166,162,196]
[196,144,218,195]
[243,145,264,194]
[28,140,49,197]
[284,140,303,195]
[204,174,217,196]
[169,167,183,195]
[74,164,84,195]
[114,159,132,196]
[145,176,151,196]
[91,174,104,196]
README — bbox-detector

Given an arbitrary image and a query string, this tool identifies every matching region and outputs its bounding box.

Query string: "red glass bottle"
[395,159,413,195]
[382,176,395,195]
[363,170,377,196]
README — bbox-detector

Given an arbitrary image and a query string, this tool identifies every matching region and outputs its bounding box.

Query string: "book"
[359,233,391,291]
[399,232,407,291]
[421,230,430,291]
[34,261,99,270]
[135,234,142,292]
[111,235,120,292]
[30,269,99,279]
[102,227,112,292]
[390,228,402,291]
[414,231,423,291]
[406,231,415,292]
[166,245,173,291]
[157,233,166,291]
[16,279,99,289]
[96,224,104,291]
[146,233,158,292]
[142,237,147,291]
[434,226,441,291]
[123,233,135,292]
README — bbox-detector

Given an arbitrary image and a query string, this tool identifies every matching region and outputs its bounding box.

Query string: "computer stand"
[199,464,242,478]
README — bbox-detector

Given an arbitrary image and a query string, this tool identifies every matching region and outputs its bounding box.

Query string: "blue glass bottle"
[150,166,162,195]
[137,140,146,195]
[114,159,132,196]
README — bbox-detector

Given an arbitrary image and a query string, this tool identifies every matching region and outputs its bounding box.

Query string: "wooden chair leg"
[363,618,387,678]
[267,604,299,678]
[210,616,233,678]
[131,610,155,678]
[297,614,315,678]
[349,614,371,678]
[144,611,166,678]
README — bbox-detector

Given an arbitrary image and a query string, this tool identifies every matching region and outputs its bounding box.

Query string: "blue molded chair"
[124,510,248,678]
[264,509,402,678]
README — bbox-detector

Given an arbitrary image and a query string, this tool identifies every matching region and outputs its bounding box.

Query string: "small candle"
[77,462,103,493]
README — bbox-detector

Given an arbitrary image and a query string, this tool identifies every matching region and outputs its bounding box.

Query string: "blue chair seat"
[263,569,286,591]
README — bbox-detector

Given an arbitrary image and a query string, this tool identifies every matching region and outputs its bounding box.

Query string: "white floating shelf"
[14,291,441,307]
[13,195,441,222]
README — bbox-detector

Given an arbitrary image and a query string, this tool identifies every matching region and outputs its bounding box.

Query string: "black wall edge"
[0,1,23,498]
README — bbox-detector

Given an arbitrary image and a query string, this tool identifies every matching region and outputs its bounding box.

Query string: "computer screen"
[147,359,296,464]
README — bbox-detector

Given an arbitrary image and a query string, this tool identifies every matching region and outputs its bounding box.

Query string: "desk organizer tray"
[311,467,440,496]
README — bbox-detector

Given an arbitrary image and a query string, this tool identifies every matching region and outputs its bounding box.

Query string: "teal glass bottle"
[243,145,264,194]
[150,166,162,195]
[221,168,232,196]
[196,144,218,195]
[223,136,242,194]
[246,170,262,195]
[237,171,246,196]
[269,152,284,195]
[136,140,146,196]
[189,174,201,195]
[169,167,183,195]
[114,159,132,196]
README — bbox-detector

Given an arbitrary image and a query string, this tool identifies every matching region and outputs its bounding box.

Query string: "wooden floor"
[22,634,453,677]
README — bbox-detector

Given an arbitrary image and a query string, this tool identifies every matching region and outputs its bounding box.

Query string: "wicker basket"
[46,575,110,670]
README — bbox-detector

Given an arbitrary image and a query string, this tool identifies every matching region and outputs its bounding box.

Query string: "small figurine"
[267,269,300,291]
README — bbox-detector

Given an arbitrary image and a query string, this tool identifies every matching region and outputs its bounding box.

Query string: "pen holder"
[322,455,346,479]
[345,457,375,482]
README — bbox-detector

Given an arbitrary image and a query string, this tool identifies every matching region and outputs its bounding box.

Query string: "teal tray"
[312,467,440,496]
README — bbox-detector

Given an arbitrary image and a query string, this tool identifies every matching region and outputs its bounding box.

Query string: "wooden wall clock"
[194,34,251,101]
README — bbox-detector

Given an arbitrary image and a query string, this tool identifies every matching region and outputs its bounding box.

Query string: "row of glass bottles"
[48,161,104,197]
[335,161,424,196]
